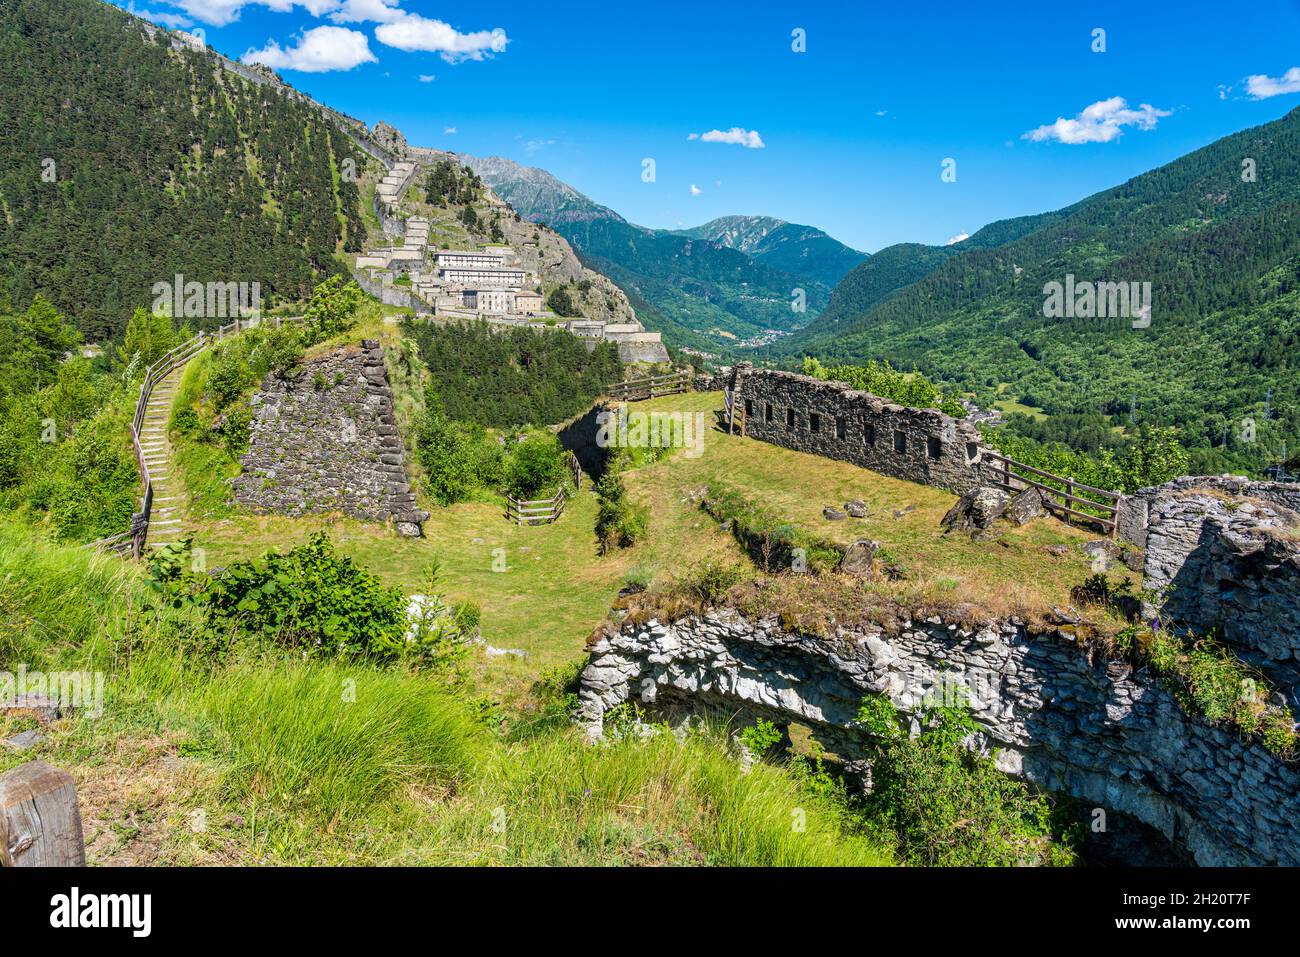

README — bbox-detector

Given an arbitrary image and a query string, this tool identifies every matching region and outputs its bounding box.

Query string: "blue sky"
[115,0,1300,253]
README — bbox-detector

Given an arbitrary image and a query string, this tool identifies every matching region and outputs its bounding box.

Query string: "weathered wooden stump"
[0,761,85,866]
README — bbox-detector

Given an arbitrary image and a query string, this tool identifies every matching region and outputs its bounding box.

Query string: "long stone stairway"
[139,365,188,550]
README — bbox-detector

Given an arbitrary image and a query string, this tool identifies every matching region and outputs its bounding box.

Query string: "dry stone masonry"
[1117,476,1300,703]
[233,340,427,536]
[580,609,1300,866]
[727,364,986,494]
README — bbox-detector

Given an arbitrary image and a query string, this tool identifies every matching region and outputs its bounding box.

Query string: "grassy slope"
[189,389,1122,706]
[0,522,890,866]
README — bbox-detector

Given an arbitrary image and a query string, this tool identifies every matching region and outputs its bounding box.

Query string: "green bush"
[303,275,363,342]
[151,533,410,661]
[415,399,504,505]
[857,695,1078,866]
[595,453,647,553]
[505,430,567,499]
[802,356,966,417]
[676,559,745,605]
[738,718,783,759]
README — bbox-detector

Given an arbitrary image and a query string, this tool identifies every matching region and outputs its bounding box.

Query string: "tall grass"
[0,517,894,865]
[0,520,148,667]
[432,728,892,866]
[131,654,490,822]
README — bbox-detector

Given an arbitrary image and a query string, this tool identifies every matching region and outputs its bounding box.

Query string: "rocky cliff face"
[232,340,426,536]
[580,609,1300,866]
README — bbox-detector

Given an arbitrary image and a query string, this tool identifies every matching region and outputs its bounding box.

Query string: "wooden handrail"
[94,314,307,559]
[981,451,1121,500]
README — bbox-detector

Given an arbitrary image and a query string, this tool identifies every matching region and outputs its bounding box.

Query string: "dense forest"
[0,0,369,343]
[404,320,622,428]
[775,106,1300,478]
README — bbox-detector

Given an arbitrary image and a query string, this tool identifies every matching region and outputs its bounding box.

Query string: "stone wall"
[1119,475,1300,552]
[580,609,1300,865]
[728,364,985,494]
[232,340,427,536]
[1132,479,1300,702]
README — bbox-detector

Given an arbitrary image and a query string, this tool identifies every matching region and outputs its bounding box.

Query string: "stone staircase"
[139,365,188,549]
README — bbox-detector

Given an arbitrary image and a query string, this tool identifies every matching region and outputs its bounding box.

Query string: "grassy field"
[992,382,1049,421]
[184,388,1124,707]
[0,522,891,866]
[0,371,1130,867]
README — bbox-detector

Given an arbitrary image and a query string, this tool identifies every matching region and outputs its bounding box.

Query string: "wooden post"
[0,761,85,867]
[1065,477,1075,527]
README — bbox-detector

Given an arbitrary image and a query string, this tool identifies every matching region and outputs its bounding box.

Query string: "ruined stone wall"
[1133,481,1300,702]
[232,340,426,536]
[580,610,1300,866]
[729,365,985,494]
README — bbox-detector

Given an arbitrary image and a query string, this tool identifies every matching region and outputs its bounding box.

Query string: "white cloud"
[443,126,457,135]
[1246,67,1300,99]
[374,14,508,62]
[329,0,406,23]
[688,127,765,149]
[690,183,702,196]
[418,74,435,82]
[162,0,336,27]
[875,110,887,117]
[945,232,969,246]
[1023,96,1171,145]
[243,25,376,73]
[123,1,195,28]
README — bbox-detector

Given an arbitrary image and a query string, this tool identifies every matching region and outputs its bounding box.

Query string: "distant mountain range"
[769,106,1300,477]
[462,156,865,347]
[662,215,866,289]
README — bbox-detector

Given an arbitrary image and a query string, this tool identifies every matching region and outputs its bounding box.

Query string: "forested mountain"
[787,209,1066,346]
[463,155,833,342]
[0,0,368,342]
[665,215,867,287]
[782,106,1300,476]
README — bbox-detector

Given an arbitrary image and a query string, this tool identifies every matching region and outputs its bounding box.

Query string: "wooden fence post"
[0,761,85,867]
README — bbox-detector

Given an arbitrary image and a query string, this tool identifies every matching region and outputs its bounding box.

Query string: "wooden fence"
[505,454,583,525]
[981,450,1121,536]
[606,370,690,402]
[85,314,306,559]
[567,449,583,491]
[506,489,567,525]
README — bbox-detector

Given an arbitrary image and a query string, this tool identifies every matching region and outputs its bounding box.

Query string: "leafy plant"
[150,533,410,661]
[738,718,783,759]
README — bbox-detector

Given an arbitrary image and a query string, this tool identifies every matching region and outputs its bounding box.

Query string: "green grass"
[993,382,1049,421]
[184,389,1128,704]
[0,521,892,866]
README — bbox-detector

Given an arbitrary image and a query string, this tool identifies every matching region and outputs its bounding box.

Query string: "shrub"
[676,559,745,605]
[505,430,567,499]
[860,696,1077,866]
[415,401,504,505]
[152,533,410,661]
[595,453,647,553]
[303,275,363,342]
[738,718,783,759]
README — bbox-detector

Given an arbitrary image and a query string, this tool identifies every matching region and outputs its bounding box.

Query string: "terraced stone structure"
[233,340,426,536]
[727,363,984,494]
[580,609,1300,865]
